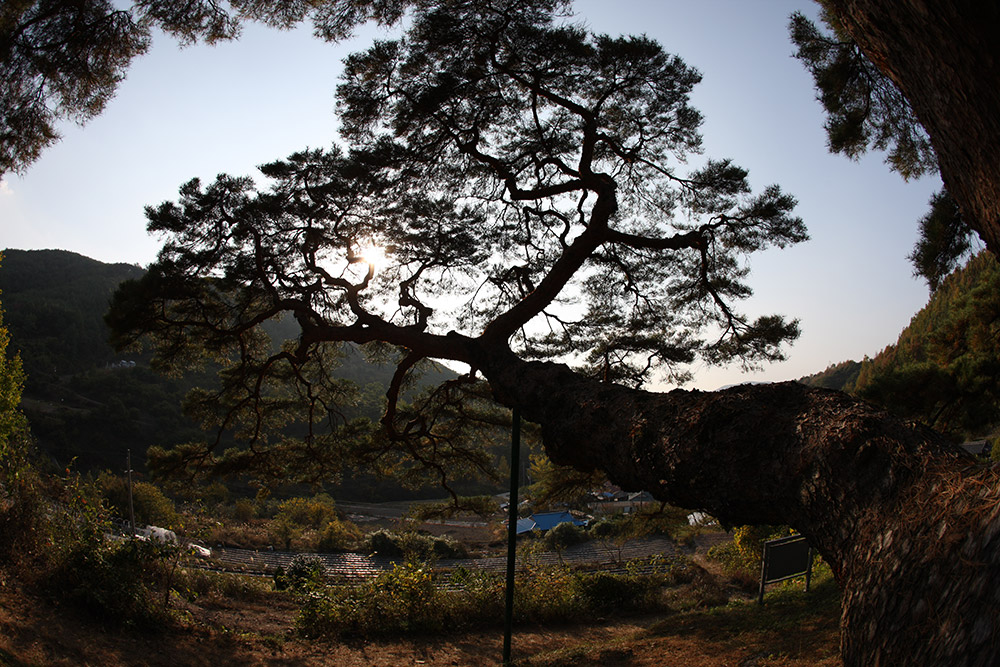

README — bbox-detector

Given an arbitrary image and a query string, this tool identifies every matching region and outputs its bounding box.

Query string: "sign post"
[759,534,813,604]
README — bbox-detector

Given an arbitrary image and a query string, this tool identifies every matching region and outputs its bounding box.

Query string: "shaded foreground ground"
[0,560,841,666]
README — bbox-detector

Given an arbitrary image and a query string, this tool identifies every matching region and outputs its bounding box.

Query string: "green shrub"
[295,556,688,640]
[48,537,179,628]
[275,495,338,530]
[363,529,468,560]
[4,460,182,628]
[174,568,272,602]
[544,521,587,551]
[0,432,44,564]
[205,521,272,550]
[513,565,582,622]
[589,507,688,542]
[316,519,363,553]
[364,528,405,557]
[298,561,439,638]
[708,525,791,577]
[589,516,620,540]
[429,534,468,559]
[448,565,504,617]
[96,472,180,529]
[274,553,326,592]
[572,570,657,612]
[232,498,256,523]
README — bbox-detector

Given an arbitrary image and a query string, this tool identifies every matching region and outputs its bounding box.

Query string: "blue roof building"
[514,510,587,535]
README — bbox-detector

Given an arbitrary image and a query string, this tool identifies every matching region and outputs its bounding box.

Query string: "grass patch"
[174,568,274,602]
[644,569,841,663]
[517,564,841,667]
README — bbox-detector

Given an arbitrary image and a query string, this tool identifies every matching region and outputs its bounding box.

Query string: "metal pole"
[127,449,136,538]
[502,407,521,666]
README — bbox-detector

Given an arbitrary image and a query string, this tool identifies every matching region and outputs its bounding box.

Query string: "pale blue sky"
[0,1,944,390]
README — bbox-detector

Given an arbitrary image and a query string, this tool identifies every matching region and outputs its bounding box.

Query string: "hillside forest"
[800,249,1000,446]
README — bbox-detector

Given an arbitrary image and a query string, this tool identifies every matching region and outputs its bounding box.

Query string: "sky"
[0,1,945,391]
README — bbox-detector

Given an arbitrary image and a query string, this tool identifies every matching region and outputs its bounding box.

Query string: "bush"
[708,525,790,577]
[589,506,689,542]
[298,561,438,638]
[275,495,338,530]
[274,553,326,592]
[363,529,468,560]
[232,498,256,523]
[48,537,179,628]
[96,472,180,529]
[544,521,587,551]
[0,432,44,564]
[430,534,468,559]
[317,519,363,553]
[513,565,582,622]
[174,568,272,602]
[573,570,658,612]
[364,528,405,557]
[295,556,687,640]
[269,518,300,551]
[205,521,272,550]
[589,516,620,540]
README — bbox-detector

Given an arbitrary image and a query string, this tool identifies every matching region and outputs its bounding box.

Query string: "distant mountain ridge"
[0,248,456,480]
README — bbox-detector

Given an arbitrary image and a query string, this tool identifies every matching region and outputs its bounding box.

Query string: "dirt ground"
[0,566,841,667]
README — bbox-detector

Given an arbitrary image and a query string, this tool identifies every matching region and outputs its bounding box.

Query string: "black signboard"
[759,534,812,604]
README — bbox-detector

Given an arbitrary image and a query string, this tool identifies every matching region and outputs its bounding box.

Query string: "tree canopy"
[789,4,974,289]
[0,0,424,176]
[109,0,805,487]
[791,0,1000,282]
[788,5,934,181]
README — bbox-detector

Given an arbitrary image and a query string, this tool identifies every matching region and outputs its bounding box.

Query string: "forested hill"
[796,251,1000,442]
[798,360,862,392]
[0,249,456,482]
[0,249,145,382]
[851,250,1000,439]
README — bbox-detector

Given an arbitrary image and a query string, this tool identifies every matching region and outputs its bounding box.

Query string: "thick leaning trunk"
[824,0,1000,258]
[477,348,1000,666]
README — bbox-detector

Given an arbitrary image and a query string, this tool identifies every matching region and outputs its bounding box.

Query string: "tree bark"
[823,0,1000,258]
[476,347,1000,666]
